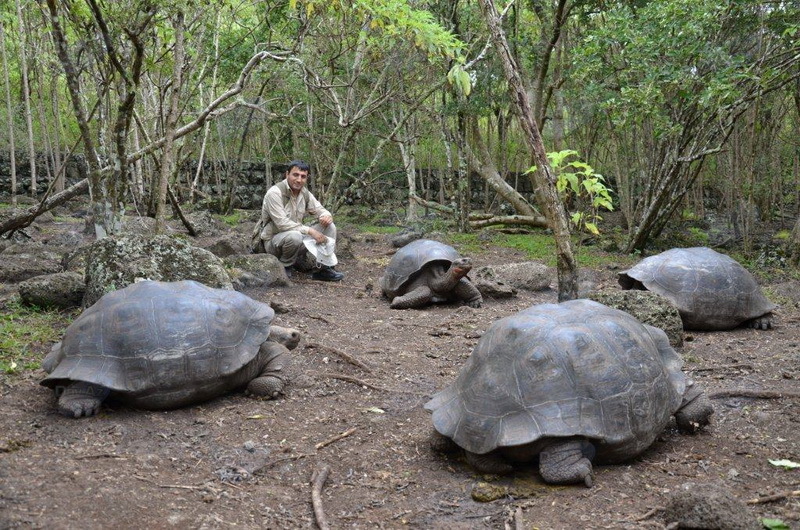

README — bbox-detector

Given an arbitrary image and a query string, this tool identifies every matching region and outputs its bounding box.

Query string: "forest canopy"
[0,0,799,261]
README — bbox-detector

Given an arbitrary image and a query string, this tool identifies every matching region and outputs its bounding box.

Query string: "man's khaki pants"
[264,223,337,267]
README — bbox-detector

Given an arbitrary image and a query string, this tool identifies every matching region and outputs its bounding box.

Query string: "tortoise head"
[450,257,473,278]
[268,325,301,350]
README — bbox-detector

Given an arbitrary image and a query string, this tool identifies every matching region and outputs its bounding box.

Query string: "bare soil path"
[1,217,798,529]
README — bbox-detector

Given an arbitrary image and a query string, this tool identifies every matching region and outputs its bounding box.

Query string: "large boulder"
[586,289,684,347]
[202,233,250,258]
[473,266,516,299]
[19,272,85,309]
[474,261,554,292]
[223,253,290,290]
[0,242,62,283]
[83,234,232,307]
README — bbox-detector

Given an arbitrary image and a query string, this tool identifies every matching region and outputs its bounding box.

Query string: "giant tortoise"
[619,247,777,330]
[425,299,713,487]
[381,239,482,309]
[41,280,300,418]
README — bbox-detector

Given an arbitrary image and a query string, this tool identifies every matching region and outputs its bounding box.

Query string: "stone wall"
[0,152,280,209]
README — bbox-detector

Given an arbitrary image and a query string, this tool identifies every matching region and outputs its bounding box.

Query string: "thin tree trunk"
[478,0,578,301]
[155,11,185,233]
[15,0,36,197]
[0,21,17,206]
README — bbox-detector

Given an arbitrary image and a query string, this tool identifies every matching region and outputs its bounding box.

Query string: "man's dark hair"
[286,160,310,173]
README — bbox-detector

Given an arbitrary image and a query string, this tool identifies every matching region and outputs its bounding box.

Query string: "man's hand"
[319,214,333,227]
[308,228,327,244]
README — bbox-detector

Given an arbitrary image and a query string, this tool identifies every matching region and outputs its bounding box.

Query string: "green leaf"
[769,459,800,469]
[761,518,790,530]
[585,222,600,235]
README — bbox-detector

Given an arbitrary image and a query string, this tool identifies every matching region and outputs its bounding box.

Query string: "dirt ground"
[1,212,799,529]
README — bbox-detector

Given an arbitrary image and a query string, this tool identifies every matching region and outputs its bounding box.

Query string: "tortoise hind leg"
[57,382,110,418]
[453,278,482,308]
[246,342,290,399]
[538,439,595,487]
[390,286,432,309]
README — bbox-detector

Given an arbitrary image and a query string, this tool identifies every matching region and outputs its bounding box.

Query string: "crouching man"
[251,160,344,282]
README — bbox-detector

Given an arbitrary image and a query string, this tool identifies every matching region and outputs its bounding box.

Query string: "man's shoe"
[312,266,344,282]
[284,266,293,278]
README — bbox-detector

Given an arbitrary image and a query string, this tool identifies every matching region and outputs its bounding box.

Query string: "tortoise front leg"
[675,382,714,433]
[538,439,595,487]
[453,278,482,308]
[57,382,110,418]
[746,313,773,330]
[246,342,291,399]
[390,286,432,309]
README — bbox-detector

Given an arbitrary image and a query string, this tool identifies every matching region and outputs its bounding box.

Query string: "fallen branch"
[709,389,800,399]
[311,464,332,530]
[317,372,389,392]
[688,363,753,372]
[747,490,800,505]
[0,179,89,236]
[315,427,358,450]
[306,342,372,372]
[469,214,548,229]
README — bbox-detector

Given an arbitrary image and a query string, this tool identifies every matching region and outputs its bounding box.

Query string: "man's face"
[286,167,309,193]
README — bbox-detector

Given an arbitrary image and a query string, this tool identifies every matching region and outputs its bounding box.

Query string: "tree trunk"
[155,12,185,233]
[478,0,578,301]
[0,21,17,206]
[15,0,36,197]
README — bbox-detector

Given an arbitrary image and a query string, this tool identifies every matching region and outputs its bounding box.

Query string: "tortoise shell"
[41,280,274,401]
[618,247,777,330]
[425,299,686,463]
[382,239,461,299]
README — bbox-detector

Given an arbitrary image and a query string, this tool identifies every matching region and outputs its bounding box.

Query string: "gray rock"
[203,234,248,258]
[19,272,85,309]
[473,266,516,299]
[586,290,684,347]
[186,209,224,236]
[224,253,290,287]
[0,243,62,282]
[478,262,554,292]
[663,482,760,530]
[389,229,424,248]
[83,234,232,307]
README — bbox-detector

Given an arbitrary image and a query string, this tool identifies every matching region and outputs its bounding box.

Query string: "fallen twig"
[306,342,373,372]
[317,372,390,392]
[634,506,664,521]
[709,389,800,399]
[133,475,205,490]
[688,363,753,372]
[311,464,332,530]
[257,452,312,472]
[747,490,800,504]
[315,427,358,450]
[73,453,129,460]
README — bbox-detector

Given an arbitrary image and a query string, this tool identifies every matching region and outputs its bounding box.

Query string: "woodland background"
[0,0,799,263]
